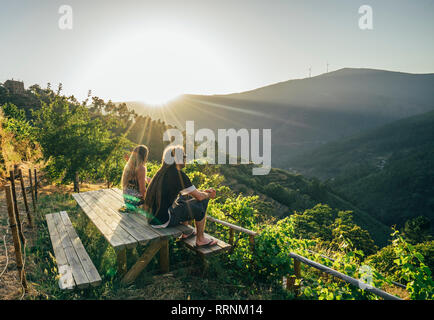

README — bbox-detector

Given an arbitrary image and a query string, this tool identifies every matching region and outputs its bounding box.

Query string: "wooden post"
[116,248,127,276]
[286,258,301,293]
[249,234,255,252]
[10,170,25,245]
[28,169,36,212]
[74,172,80,193]
[229,228,234,246]
[34,168,38,202]
[18,169,32,227]
[4,185,28,292]
[121,240,163,284]
[159,239,169,273]
[294,259,301,279]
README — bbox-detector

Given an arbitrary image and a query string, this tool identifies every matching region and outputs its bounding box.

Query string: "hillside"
[290,110,434,231]
[125,68,434,168]
[215,164,391,246]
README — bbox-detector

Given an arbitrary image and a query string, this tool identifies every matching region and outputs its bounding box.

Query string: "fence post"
[287,258,301,294]
[18,169,33,228]
[34,168,38,202]
[249,234,255,252]
[10,170,25,245]
[28,169,36,212]
[229,228,234,246]
[294,259,301,279]
[4,185,28,292]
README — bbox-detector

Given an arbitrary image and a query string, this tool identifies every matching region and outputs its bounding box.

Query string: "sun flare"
[85,26,231,105]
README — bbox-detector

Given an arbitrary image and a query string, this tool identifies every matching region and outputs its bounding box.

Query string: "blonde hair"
[121,145,149,190]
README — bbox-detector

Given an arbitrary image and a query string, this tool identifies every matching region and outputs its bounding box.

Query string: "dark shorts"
[167,195,209,227]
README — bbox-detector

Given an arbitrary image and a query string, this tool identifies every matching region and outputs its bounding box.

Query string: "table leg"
[121,239,163,284]
[160,239,169,273]
[116,248,127,276]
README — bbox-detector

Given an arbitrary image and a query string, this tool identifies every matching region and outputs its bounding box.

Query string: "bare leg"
[195,214,217,246]
[195,216,206,242]
[181,220,195,239]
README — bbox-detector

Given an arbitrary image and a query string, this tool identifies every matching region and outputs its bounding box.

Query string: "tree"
[32,94,125,191]
[289,204,377,255]
[403,216,432,244]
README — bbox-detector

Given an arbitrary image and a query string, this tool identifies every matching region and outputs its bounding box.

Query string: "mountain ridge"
[124,68,434,168]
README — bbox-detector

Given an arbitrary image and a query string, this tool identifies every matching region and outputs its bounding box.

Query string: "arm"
[137,166,147,198]
[189,189,211,201]
[189,188,216,201]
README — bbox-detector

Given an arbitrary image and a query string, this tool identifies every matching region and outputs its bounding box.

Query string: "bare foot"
[196,237,217,247]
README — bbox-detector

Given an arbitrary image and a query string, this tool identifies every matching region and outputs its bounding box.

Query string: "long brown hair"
[121,145,149,190]
[143,145,184,217]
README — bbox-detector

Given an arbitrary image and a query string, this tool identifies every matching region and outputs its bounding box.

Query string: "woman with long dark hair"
[144,145,217,247]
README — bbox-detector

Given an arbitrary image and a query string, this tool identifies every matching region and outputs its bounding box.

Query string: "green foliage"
[289,204,378,255]
[217,164,390,246]
[291,110,434,235]
[391,230,434,300]
[99,136,134,187]
[32,94,128,187]
[403,216,432,244]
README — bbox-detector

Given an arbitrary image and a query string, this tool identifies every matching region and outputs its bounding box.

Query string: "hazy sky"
[1,0,433,103]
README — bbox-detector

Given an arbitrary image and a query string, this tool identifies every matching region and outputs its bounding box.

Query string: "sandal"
[181,229,196,240]
[195,238,218,248]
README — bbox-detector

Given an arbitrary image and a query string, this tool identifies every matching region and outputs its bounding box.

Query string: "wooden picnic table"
[72,188,192,284]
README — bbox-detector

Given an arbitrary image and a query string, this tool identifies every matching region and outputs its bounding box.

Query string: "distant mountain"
[125,68,434,168]
[290,110,434,231]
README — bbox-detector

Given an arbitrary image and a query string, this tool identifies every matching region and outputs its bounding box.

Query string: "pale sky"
[1,0,433,104]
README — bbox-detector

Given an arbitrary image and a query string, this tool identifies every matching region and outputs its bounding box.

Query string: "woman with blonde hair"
[121,145,150,211]
[144,145,218,248]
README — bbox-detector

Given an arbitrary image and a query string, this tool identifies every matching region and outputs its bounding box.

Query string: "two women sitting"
[121,144,218,248]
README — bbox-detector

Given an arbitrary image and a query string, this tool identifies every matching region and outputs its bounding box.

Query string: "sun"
[84,25,229,105]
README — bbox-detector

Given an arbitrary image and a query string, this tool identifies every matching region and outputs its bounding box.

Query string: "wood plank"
[51,212,90,289]
[81,192,137,249]
[45,213,69,267]
[181,231,231,256]
[90,190,160,242]
[58,265,74,290]
[73,193,126,250]
[59,211,102,287]
[103,189,173,240]
[89,189,160,242]
[46,214,75,289]
[116,248,127,276]
[159,239,169,273]
[206,216,258,236]
[104,188,184,238]
[121,239,163,284]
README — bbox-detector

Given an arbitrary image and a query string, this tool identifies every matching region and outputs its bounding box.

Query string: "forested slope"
[291,111,434,232]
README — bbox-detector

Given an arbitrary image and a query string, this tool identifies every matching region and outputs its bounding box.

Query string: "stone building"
[3,79,25,94]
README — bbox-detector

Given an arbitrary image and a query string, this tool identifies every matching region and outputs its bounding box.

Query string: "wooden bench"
[46,211,101,289]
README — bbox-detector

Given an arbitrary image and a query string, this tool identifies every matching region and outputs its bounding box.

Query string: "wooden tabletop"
[72,188,190,251]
